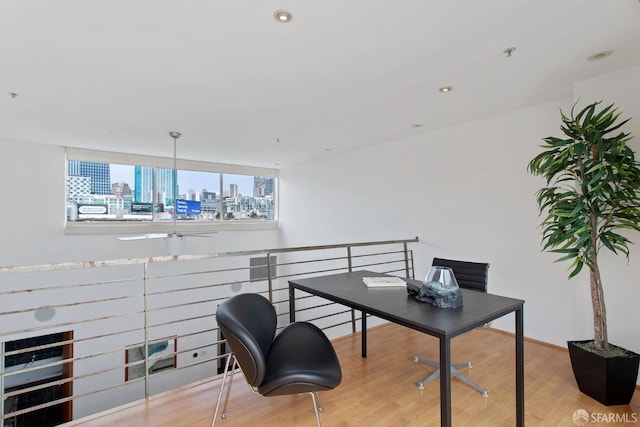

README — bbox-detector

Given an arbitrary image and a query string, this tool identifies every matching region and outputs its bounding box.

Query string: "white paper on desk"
[362,276,406,287]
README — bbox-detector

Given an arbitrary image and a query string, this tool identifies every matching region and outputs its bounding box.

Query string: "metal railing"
[0,237,418,426]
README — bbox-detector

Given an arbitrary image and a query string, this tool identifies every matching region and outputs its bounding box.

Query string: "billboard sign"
[131,203,164,213]
[77,204,108,215]
[176,199,201,215]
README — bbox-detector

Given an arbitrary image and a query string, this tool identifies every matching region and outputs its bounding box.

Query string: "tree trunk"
[589,224,608,350]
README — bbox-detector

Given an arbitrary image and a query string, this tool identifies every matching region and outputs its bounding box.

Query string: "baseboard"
[487,327,568,352]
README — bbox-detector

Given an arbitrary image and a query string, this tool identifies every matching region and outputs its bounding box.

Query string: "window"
[65,148,278,233]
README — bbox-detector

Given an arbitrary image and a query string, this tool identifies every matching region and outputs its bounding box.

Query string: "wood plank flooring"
[64,323,639,427]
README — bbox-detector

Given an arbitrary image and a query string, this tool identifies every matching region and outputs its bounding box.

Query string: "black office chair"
[413,257,490,397]
[212,293,342,427]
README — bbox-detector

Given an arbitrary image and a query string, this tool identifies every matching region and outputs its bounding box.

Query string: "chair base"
[413,356,488,397]
[212,354,326,427]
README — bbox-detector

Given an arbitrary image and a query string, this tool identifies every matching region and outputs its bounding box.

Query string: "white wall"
[279,66,640,366]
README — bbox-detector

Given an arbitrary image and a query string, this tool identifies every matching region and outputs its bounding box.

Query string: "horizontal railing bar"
[148,297,219,313]
[2,325,146,358]
[0,276,139,296]
[2,334,169,380]
[2,354,224,420]
[3,341,209,401]
[0,326,143,356]
[0,310,142,338]
[144,278,266,298]
[269,266,350,281]
[143,264,253,282]
[147,313,216,330]
[323,317,362,329]
[323,318,362,331]
[349,249,406,258]
[169,327,218,343]
[2,393,75,420]
[303,309,352,323]
[262,255,349,269]
[0,294,139,317]
[0,322,218,366]
[351,259,408,269]
[0,254,217,275]
[0,237,418,274]
[141,255,349,284]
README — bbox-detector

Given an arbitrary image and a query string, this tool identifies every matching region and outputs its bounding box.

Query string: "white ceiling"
[2,1,640,168]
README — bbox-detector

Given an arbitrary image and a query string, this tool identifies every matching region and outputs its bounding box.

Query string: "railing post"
[346,246,357,333]
[1,341,4,427]
[143,262,150,398]
[403,242,410,278]
[266,253,273,302]
[409,250,416,279]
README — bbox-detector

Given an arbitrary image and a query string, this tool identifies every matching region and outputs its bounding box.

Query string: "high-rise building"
[254,176,275,197]
[111,181,132,197]
[66,175,91,198]
[265,177,274,196]
[134,166,153,203]
[186,189,199,201]
[67,161,111,195]
[253,177,265,197]
[201,191,216,201]
[134,166,175,206]
[229,183,238,198]
[156,168,175,206]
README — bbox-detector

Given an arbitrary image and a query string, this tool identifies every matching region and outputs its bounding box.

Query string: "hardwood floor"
[64,323,639,427]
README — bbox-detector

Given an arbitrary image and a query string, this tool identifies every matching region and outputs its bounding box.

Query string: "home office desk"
[288,270,525,427]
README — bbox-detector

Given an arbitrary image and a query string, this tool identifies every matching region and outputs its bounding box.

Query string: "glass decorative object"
[415,266,464,308]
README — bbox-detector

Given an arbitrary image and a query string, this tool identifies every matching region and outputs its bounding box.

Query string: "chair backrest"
[431,257,489,293]
[215,293,277,387]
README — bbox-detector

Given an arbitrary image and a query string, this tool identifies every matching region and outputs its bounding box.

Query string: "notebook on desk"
[362,276,406,288]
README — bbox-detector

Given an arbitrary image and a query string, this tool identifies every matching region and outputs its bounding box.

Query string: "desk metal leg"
[289,285,296,323]
[439,337,452,427]
[516,307,525,427]
[361,311,367,358]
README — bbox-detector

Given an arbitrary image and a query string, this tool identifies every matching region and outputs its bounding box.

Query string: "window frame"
[64,147,279,236]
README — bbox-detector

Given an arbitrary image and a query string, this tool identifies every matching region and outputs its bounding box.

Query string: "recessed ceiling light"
[587,50,613,61]
[439,86,453,93]
[274,10,292,23]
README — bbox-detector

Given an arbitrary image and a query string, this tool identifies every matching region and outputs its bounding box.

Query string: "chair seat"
[213,293,341,427]
[260,322,342,396]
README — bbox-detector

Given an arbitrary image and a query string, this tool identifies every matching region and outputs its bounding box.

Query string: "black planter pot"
[568,340,640,406]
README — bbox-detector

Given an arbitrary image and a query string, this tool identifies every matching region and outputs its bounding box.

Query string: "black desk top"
[289,270,524,338]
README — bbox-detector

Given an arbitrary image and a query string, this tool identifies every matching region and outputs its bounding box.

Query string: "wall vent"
[249,255,277,281]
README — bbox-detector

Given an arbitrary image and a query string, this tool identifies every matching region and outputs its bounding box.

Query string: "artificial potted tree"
[528,101,640,405]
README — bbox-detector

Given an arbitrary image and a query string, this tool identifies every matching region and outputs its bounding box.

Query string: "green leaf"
[528,100,640,286]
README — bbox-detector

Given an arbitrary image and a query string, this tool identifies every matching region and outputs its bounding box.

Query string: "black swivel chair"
[413,257,490,397]
[212,293,342,427]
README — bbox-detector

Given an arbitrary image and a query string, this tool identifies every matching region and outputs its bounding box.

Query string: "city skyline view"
[67,160,276,221]
[110,164,256,196]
